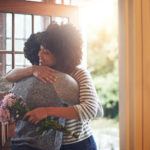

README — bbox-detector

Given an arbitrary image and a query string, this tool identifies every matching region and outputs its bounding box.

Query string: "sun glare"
[79,0,117,30]
[79,0,118,68]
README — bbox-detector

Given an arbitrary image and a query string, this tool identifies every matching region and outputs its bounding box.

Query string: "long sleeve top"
[62,67,103,145]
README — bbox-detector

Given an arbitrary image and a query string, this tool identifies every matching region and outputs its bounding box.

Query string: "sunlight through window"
[79,0,119,149]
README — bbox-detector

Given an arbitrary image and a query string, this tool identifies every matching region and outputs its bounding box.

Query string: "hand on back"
[32,65,56,83]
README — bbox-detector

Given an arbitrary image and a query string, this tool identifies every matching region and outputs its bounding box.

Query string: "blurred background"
[79,0,119,149]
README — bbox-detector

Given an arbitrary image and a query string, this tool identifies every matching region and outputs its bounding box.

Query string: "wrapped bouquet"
[0,93,78,138]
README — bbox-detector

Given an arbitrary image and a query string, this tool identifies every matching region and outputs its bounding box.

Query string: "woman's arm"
[24,68,100,124]
[6,66,33,82]
[72,68,99,122]
[23,106,79,124]
[5,66,56,83]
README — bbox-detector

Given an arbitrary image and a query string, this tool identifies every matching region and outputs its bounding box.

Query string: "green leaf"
[41,130,47,136]
[35,127,40,132]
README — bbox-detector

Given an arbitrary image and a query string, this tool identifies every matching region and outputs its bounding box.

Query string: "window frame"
[0,0,79,74]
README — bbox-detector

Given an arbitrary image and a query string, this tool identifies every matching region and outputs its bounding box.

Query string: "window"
[0,12,68,76]
[55,0,78,5]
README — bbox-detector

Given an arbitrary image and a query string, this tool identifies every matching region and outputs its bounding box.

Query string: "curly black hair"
[24,24,83,73]
[41,23,83,73]
[24,33,41,65]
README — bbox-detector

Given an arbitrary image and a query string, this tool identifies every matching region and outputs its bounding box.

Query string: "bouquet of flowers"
[0,93,78,138]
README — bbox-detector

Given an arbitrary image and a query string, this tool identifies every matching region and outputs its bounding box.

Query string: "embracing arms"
[23,106,79,124]
[6,66,79,121]
[23,68,101,124]
[6,67,102,123]
[6,66,56,83]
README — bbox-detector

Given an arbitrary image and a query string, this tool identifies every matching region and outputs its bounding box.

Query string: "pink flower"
[0,93,15,124]
[2,93,16,107]
[20,100,26,107]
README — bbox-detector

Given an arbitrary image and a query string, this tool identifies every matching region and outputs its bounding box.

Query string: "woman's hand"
[32,66,56,83]
[23,107,48,124]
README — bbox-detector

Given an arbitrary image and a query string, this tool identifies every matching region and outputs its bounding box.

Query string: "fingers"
[37,76,47,83]
[45,75,56,82]
[37,76,55,83]
[23,112,29,120]
[28,116,37,123]
[27,117,39,124]
[34,120,39,124]
[23,113,39,124]
[23,111,33,120]
[40,73,56,83]
[47,67,55,72]
[39,66,55,73]
[48,71,56,79]
[44,77,54,83]
[33,66,57,83]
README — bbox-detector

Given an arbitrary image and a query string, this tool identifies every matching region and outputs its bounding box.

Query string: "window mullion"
[32,15,34,33]
[12,13,15,69]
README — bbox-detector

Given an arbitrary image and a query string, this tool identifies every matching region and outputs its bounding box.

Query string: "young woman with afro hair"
[6,23,103,150]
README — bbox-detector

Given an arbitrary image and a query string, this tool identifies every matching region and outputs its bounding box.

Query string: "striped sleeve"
[72,68,99,122]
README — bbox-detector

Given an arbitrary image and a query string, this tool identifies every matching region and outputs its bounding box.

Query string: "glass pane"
[15,14,32,39]
[6,39,12,51]
[0,53,12,75]
[34,15,50,33]
[6,54,12,65]
[15,14,32,52]
[55,0,62,4]
[6,13,12,38]
[64,0,70,5]
[54,17,62,25]
[53,17,68,25]
[71,0,78,6]
[6,66,12,74]
[0,13,12,51]
[25,58,32,66]
[15,54,31,67]
[63,18,69,24]
[15,40,25,52]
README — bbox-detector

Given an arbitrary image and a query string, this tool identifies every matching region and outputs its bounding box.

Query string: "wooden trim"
[0,0,80,27]
[142,0,150,149]
[133,0,143,149]
[125,0,132,148]
[119,0,143,149]
[32,15,34,33]
[0,51,24,54]
[0,1,78,18]
[12,13,15,68]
